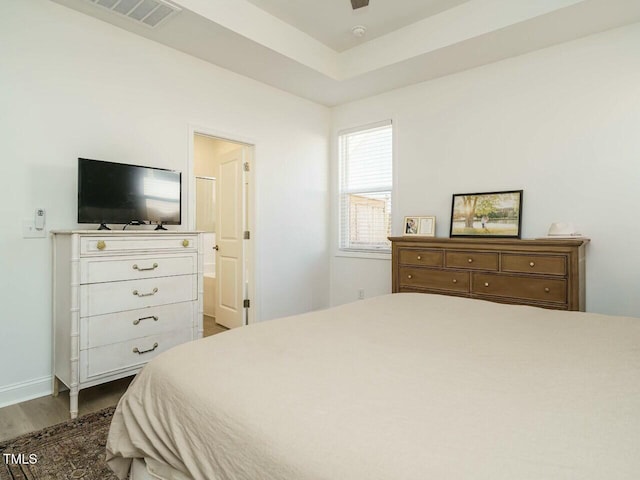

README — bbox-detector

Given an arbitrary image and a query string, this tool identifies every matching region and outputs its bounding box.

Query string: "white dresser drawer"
[53,230,203,419]
[79,329,193,382]
[80,301,196,349]
[80,253,197,284]
[80,275,197,317]
[80,234,198,256]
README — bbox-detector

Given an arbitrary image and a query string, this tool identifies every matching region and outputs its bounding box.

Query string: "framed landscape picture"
[450,190,523,238]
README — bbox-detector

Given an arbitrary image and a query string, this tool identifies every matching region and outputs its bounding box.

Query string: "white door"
[215,147,245,329]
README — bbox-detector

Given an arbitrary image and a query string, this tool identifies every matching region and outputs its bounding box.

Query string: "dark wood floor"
[0,317,228,442]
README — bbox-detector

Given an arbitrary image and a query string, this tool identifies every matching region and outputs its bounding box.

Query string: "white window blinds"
[339,121,392,252]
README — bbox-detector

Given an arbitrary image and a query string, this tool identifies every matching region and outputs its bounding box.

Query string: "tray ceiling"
[51,0,640,106]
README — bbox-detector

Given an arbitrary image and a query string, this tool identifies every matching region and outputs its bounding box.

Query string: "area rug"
[0,406,117,480]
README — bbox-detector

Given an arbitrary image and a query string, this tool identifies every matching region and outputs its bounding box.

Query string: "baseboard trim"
[0,376,52,409]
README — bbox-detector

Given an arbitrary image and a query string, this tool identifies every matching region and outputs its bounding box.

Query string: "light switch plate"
[23,219,47,238]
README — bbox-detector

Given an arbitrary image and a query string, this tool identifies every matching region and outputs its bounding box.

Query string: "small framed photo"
[404,216,436,237]
[450,190,522,238]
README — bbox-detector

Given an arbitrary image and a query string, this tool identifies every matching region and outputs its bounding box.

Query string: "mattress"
[107,293,640,479]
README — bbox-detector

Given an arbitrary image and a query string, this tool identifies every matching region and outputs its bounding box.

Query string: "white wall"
[331,23,640,316]
[0,0,329,406]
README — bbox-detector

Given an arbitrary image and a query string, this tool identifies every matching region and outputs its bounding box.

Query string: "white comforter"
[107,293,640,479]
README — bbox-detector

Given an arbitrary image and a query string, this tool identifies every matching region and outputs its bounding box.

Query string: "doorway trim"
[187,123,257,326]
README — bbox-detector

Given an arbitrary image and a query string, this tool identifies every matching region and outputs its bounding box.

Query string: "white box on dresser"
[52,230,204,418]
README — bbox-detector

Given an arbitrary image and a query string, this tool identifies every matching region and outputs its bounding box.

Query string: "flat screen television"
[78,158,181,229]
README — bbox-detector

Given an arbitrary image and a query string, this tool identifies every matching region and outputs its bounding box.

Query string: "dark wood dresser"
[390,237,588,311]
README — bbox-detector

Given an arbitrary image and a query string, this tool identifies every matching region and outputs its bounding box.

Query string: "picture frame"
[449,190,523,238]
[403,216,436,237]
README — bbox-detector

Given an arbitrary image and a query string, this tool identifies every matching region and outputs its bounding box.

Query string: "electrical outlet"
[358,289,365,300]
[23,219,47,238]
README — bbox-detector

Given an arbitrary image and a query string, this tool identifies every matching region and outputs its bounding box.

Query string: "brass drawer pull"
[484,282,490,287]
[133,263,158,272]
[133,287,158,297]
[417,255,422,260]
[452,279,458,284]
[96,240,106,250]
[133,342,158,355]
[529,261,535,267]
[468,258,473,263]
[544,287,550,293]
[407,274,413,279]
[133,315,158,325]
[182,239,190,247]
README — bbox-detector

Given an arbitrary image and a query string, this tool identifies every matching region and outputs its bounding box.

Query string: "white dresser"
[52,231,204,418]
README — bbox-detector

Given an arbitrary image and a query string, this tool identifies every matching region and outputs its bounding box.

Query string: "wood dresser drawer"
[501,254,566,276]
[391,237,587,311]
[79,329,192,382]
[80,253,197,284]
[472,273,567,304]
[399,267,469,293]
[80,301,196,349]
[445,251,499,271]
[80,234,198,255]
[80,274,197,317]
[398,249,443,267]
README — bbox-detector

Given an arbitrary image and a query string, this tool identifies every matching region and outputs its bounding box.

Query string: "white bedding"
[107,293,640,479]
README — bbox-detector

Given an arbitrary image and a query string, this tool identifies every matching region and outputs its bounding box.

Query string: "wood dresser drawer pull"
[417,255,422,260]
[544,287,550,293]
[530,261,535,267]
[452,279,458,284]
[133,315,159,326]
[468,258,473,263]
[407,274,413,279]
[133,263,158,271]
[132,287,158,297]
[484,282,490,287]
[182,239,190,247]
[133,342,159,355]
[96,240,106,250]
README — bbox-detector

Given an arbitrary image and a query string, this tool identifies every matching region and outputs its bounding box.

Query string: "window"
[339,121,392,253]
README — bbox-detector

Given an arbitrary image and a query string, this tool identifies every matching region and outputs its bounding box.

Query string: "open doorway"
[192,132,254,337]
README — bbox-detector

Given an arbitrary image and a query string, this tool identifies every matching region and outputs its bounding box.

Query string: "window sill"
[334,249,391,260]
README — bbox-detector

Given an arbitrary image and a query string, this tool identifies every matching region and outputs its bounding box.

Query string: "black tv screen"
[78,158,181,226]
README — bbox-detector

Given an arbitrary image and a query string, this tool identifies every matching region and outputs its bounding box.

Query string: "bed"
[106,293,640,479]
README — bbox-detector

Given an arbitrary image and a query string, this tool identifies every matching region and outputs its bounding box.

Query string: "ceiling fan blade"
[351,0,369,10]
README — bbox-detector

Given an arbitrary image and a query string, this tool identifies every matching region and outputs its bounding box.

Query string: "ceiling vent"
[87,0,181,28]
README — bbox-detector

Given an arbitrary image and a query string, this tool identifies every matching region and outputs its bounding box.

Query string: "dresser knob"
[182,239,190,247]
[96,240,106,250]
[468,258,473,263]
[484,282,489,287]
[544,287,550,293]
[417,255,422,260]
[529,261,535,267]
[452,279,458,284]
[407,274,413,279]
